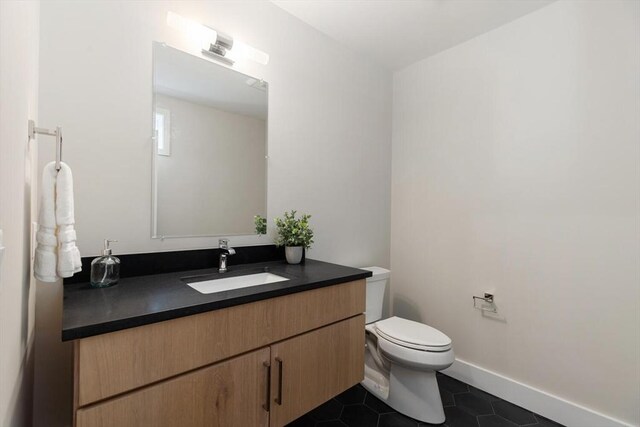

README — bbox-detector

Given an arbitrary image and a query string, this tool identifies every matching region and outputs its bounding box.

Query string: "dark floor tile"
[286,413,317,427]
[534,414,565,427]
[469,386,500,402]
[440,388,455,407]
[379,412,420,427]
[309,398,343,421]
[316,421,348,427]
[290,377,561,427]
[444,406,479,427]
[438,374,470,394]
[478,415,518,427]
[340,404,379,427]
[335,384,367,405]
[364,392,395,414]
[455,392,494,416]
[491,400,537,426]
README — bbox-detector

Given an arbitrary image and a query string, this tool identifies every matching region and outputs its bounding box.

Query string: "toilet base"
[362,363,389,400]
[362,358,446,424]
[388,364,445,423]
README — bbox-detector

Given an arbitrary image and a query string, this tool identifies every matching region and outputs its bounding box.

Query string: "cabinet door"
[76,347,270,427]
[270,315,365,427]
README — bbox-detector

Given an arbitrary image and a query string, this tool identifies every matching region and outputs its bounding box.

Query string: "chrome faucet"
[218,239,236,273]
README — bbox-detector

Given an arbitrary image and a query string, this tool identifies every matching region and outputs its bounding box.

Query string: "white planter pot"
[285,246,303,264]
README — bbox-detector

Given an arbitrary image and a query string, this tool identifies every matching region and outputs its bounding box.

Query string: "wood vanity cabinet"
[73,279,365,427]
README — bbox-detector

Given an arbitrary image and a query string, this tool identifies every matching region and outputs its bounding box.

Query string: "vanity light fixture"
[166,11,269,66]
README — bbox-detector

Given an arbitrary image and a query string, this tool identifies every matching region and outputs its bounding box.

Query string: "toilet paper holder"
[473,293,497,313]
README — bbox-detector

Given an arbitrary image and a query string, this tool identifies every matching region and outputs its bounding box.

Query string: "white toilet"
[360,267,454,424]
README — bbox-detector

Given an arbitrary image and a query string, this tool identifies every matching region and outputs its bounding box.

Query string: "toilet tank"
[360,267,390,324]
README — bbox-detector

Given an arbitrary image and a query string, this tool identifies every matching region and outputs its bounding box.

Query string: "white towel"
[34,162,82,282]
[55,163,82,277]
[34,162,58,282]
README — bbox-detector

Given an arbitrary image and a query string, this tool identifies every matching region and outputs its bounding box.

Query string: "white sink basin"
[186,272,289,294]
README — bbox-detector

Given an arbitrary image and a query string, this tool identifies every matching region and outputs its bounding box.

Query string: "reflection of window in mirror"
[155,107,171,156]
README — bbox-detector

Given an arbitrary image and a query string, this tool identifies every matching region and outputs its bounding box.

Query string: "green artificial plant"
[254,215,267,235]
[274,210,314,249]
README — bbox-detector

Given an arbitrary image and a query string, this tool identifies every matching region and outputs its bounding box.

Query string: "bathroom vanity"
[60,43,371,427]
[63,258,370,427]
[62,48,366,422]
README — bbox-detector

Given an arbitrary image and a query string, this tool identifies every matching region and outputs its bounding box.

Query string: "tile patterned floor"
[286,373,564,427]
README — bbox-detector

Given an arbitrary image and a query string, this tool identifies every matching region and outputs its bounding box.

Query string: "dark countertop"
[62,259,372,341]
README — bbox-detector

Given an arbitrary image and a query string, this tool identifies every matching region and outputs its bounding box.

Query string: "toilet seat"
[375,330,455,371]
[374,316,452,352]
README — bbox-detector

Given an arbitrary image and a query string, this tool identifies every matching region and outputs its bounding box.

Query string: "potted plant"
[254,215,267,235]
[274,210,314,264]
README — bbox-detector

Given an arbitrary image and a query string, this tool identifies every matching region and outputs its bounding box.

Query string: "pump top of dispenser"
[102,239,117,256]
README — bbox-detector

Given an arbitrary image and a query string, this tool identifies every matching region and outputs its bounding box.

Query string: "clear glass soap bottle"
[90,239,120,288]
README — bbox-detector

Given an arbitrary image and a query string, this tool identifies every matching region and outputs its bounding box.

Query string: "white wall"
[37,1,391,425]
[0,1,39,426]
[38,0,392,261]
[155,94,266,237]
[391,1,639,425]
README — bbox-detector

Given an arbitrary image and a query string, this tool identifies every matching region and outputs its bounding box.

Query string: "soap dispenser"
[90,239,120,288]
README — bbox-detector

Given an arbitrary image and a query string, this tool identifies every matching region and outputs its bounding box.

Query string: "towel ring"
[28,120,63,171]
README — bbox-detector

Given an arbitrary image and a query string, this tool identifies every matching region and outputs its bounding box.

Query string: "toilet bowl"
[360,267,454,424]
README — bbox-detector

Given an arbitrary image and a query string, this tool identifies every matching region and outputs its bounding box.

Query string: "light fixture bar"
[166,12,269,66]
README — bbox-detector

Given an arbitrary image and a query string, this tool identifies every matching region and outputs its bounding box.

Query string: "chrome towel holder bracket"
[473,293,497,313]
[28,119,63,171]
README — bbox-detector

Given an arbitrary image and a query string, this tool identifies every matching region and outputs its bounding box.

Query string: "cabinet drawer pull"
[275,357,283,405]
[262,361,271,412]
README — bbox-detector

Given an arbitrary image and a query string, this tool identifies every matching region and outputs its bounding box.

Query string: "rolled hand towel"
[55,162,82,278]
[34,162,59,282]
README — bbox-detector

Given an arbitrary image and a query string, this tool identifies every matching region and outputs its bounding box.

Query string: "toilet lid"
[375,317,452,352]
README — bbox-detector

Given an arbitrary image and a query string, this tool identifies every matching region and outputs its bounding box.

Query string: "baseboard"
[442,358,633,427]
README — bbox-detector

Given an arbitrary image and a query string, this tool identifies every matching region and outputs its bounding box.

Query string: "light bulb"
[166,11,217,49]
[226,40,270,65]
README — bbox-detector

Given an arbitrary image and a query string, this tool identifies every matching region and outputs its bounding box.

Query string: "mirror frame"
[150,42,269,240]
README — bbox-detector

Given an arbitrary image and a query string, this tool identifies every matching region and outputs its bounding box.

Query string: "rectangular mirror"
[152,42,268,238]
